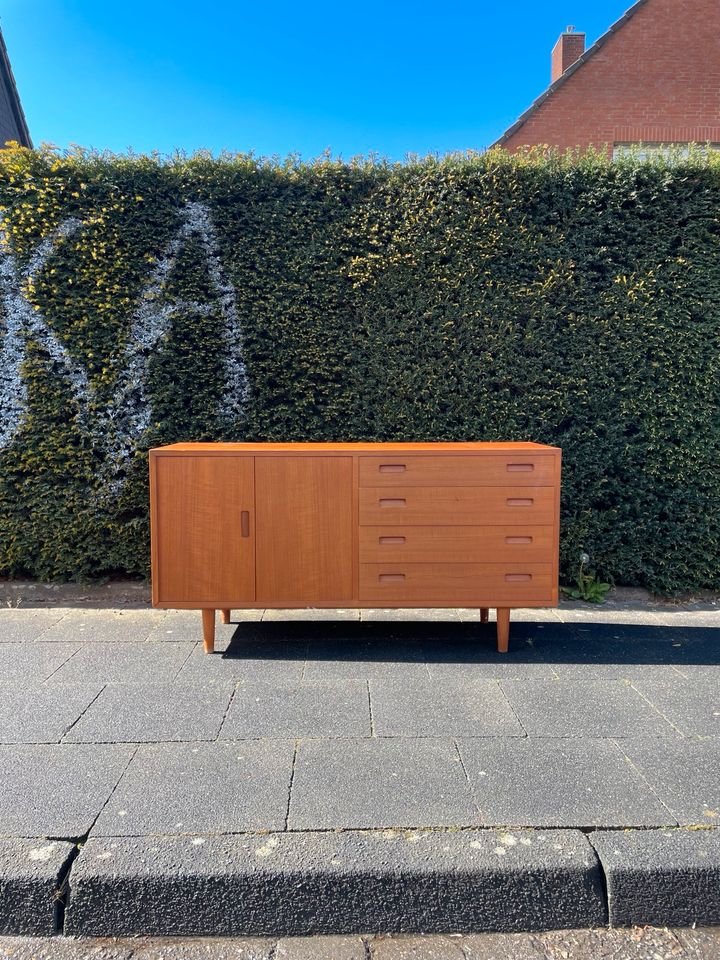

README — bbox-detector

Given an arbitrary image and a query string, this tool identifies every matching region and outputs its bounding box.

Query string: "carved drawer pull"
[379,536,406,544]
[505,573,532,582]
[505,535,533,544]
[379,573,406,582]
[379,498,406,507]
[507,463,534,472]
[240,511,250,537]
[379,464,406,473]
[507,498,533,506]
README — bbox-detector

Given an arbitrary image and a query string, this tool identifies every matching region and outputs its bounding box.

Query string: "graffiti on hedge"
[0,202,248,488]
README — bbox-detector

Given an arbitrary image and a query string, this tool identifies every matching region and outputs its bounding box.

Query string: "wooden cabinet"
[150,442,561,653]
[255,456,353,603]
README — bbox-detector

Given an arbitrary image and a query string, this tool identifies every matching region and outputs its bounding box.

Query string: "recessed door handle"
[505,536,533,544]
[379,498,406,507]
[505,573,532,582]
[507,463,534,472]
[379,464,406,473]
[379,573,406,582]
[507,498,534,507]
[240,511,250,537]
[379,536,406,544]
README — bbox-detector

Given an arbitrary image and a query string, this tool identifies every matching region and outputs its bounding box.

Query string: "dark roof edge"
[490,0,650,149]
[0,26,32,148]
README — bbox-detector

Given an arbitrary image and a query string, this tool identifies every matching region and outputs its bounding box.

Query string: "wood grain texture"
[359,525,555,563]
[202,608,215,654]
[359,455,556,486]
[152,455,255,604]
[255,456,353,602]
[359,486,556,526]
[359,563,554,603]
[497,608,510,654]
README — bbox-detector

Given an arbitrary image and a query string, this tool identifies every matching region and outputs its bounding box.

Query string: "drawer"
[359,563,555,604]
[359,526,555,563]
[359,455,556,487]
[359,486,556,526]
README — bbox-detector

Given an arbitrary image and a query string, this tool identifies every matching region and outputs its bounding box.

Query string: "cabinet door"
[255,456,353,602]
[152,456,255,604]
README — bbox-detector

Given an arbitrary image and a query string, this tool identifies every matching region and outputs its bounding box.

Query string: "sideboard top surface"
[151,441,561,455]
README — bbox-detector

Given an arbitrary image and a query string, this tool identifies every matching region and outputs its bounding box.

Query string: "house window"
[612,142,720,161]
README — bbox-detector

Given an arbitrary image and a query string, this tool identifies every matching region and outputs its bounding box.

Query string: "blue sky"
[4,0,631,160]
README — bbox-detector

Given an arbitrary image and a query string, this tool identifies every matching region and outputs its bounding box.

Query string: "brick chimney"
[551,27,585,82]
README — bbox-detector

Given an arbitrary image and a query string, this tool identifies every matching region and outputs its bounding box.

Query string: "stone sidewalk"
[0,601,719,937]
[4,927,720,959]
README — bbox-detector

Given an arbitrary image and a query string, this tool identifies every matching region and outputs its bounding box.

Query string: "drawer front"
[359,563,554,603]
[359,486,556,526]
[359,526,555,564]
[359,455,556,487]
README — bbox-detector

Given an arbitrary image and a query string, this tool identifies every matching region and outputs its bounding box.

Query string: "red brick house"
[493,0,720,156]
[0,26,31,148]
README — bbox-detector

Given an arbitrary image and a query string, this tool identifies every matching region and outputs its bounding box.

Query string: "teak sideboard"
[149,442,562,653]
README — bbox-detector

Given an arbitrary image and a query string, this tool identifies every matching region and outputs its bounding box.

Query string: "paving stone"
[535,626,697,680]
[177,640,307,682]
[652,610,720,628]
[91,741,294,836]
[499,679,677,738]
[0,838,74,935]
[147,608,261,643]
[568,620,694,644]
[263,609,361,622]
[422,633,557,680]
[545,632,692,679]
[618,738,720,824]
[371,935,466,959]
[220,680,370,739]
[674,927,720,959]
[303,640,429,681]
[51,643,195,683]
[132,939,272,959]
[288,738,479,830]
[534,926,689,959]
[0,643,80,682]
[65,829,605,936]
[630,675,720,736]
[0,609,68,643]
[359,608,474,622]
[555,608,666,626]
[275,935,365,959]
[64,683,235,743]
[0,939,135,959]
[591,828,720,926]
[458,933,545,959]
[369,679,524,737]
[0,744,133,837]
[0,683,104,744]
[38,609,165,644]
[458,738,673,828]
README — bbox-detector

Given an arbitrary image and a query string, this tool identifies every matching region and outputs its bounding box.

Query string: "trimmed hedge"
[0,146,719,594]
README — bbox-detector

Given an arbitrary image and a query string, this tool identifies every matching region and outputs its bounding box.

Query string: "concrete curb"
[65,829,606,936]
[0,838,75,935]
[591,828,720,927]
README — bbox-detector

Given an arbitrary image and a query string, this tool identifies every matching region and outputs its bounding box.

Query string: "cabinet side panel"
[255,456,353,602]
[154,456,255,604]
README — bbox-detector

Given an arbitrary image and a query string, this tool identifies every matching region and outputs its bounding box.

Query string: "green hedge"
[1,146,718,594]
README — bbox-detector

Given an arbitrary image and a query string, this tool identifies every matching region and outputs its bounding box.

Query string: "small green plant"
[562,553,611,603]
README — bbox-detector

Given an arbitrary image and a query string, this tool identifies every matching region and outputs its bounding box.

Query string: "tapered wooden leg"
[480,608,489,623]
[496,608,510,654]
[202,609,215,654]
[220,609,231,624]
